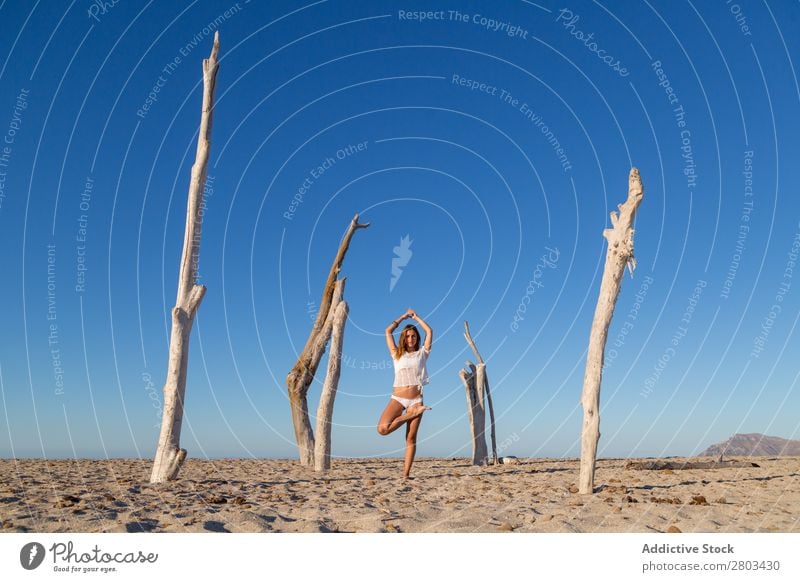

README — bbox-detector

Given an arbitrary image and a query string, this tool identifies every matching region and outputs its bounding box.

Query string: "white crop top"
[392,346,430,388]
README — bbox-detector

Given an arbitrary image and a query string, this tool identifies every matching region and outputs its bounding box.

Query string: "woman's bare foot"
[384,403,431,434]
[402,403,431,423]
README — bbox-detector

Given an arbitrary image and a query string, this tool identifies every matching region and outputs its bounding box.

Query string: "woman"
[377,308,432,478]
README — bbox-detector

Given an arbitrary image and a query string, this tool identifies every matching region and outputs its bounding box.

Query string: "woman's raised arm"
[385,312,408,355]
[410,310,433,351]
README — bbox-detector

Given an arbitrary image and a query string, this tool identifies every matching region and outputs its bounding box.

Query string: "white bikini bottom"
[391,395,422,410]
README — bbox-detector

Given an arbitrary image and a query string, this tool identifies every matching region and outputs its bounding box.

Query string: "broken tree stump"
[463,321,497,464]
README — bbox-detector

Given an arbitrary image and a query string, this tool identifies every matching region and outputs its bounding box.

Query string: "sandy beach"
[1,457,798,533]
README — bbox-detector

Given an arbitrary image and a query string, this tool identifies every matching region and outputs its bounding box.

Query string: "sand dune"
[1,457,797,533]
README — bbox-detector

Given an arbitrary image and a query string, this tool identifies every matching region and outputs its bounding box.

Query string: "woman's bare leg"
[377,398,405,435]
[403,413,422,478]
[377,400,429,436]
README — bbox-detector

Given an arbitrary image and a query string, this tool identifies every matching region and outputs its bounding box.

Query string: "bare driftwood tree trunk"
[460,361,487,465]
[625,460,759,471]
[579,168,644,494]
[484,374,497,464]
[288,279,343,466]
[151,33,220,483]
[464,321,497,464]
[314,299,348,471]
[287,214,368,466]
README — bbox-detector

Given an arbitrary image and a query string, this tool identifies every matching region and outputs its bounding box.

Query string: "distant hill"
[700,433,800,457]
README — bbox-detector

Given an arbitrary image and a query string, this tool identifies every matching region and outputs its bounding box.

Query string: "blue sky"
[1,0,799,460]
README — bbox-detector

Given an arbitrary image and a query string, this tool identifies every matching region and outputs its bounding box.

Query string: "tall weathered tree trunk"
[287,214,368,466]
[151,33,220,483]
[484,373,497,464]
[474,362,488,462]
[464,321,497,464]
[460,362,488,465]
[314,299,348,471]
[579,168,644,494]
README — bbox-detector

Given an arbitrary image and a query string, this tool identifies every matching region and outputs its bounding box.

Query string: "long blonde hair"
[395,324,421,359]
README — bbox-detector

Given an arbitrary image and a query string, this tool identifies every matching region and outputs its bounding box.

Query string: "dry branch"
[625,460,760,470]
